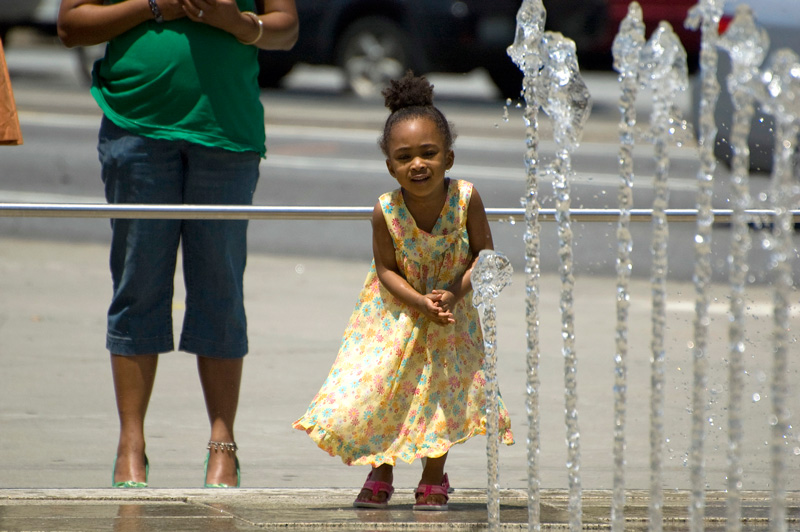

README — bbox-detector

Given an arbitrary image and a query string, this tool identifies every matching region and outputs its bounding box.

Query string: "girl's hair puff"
[378,71,456,156]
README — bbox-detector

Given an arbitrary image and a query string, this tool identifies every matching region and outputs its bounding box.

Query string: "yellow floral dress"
[293,179,514,466]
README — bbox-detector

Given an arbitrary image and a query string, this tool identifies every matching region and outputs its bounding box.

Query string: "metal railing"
[1,203,799,223]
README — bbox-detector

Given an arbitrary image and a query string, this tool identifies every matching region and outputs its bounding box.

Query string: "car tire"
[257,50,296,88]
[335,16,412,99]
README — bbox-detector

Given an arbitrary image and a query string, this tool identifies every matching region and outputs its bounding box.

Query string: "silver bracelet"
[148,0,163,23]
[207,440,238,452]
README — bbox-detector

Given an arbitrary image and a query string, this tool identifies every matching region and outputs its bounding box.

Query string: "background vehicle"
[0,0,58,42]
[602,0,702,70]
[257,0,609,98]
[0,0,101,84]
[702,0,800,172]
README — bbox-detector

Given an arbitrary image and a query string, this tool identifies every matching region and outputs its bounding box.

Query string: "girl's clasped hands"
[422,289,456,326]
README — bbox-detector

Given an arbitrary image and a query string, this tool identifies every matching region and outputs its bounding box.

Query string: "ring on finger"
[197,9,204,17]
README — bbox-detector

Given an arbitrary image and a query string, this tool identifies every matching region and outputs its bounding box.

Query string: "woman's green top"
[91,0,266,157]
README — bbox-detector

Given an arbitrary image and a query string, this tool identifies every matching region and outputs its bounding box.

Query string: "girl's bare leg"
[417,452,448,505]
[355,463,394,504]
[198,356,243,486]
[111,353,158,483]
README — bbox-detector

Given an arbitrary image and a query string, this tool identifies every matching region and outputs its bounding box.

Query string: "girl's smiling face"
[385,117,454,201]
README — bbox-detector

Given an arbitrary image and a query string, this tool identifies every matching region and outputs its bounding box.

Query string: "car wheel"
[335,17,411,99]
[257,50,296,88]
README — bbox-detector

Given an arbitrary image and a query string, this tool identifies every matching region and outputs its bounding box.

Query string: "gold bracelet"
[238,11,263,45]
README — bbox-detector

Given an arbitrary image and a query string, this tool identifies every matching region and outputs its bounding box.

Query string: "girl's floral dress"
[293,179,514,466]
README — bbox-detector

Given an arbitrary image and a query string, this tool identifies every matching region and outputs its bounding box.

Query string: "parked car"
[2,0,612,99]
[0,0,59,42]
[607,0,701,69]
[256,0,609,98]
[700,0,800,172]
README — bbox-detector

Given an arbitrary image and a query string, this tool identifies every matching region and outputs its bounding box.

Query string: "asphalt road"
[0,38,786,282]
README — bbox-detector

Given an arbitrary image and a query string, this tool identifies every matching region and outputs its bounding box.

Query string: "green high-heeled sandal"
[112,454,149,488]
[204,441,240,488]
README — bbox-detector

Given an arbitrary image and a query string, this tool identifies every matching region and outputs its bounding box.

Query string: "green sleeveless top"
[91,0,266,157]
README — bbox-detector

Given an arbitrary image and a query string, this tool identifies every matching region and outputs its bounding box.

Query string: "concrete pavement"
[1,235,798,529]
[2,487,796,530]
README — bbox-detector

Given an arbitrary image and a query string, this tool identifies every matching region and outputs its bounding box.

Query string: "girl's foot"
[414,472,450,510]
[354,465,394,508]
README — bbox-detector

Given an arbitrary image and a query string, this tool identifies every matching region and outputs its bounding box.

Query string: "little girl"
[293,72,514,510]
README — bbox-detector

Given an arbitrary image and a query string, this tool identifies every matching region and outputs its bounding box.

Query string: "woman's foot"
[112,450,148,487]
[353,464,394,508]
[204,441,240,487]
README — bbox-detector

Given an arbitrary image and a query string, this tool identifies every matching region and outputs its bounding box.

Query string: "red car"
[604,0,703,70]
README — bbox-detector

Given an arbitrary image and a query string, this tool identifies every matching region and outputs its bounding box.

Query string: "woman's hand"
[58,0,186,47]
[153,0,189,21]
[179,0,298,50]
[179,0,242,29]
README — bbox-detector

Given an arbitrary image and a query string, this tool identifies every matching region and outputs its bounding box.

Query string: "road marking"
[0,191,104,204]
[18,111,701,163]
[264,154,699,191]
[18,111,102,129]
[664,300,799,317]
[17,109,701,191]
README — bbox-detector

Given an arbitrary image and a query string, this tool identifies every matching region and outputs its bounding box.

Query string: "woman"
[57,0,298,488]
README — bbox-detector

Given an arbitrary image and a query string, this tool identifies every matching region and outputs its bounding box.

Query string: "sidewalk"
[1,236,798,530]
[1,487,794,530]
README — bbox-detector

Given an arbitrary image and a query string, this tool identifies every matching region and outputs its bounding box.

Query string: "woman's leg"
[179,144,258,486]
[111,353,158,483]
[417,452,449,505]
[198,356,243,486]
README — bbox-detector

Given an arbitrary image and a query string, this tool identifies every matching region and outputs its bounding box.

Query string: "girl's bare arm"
[433,187,493,310]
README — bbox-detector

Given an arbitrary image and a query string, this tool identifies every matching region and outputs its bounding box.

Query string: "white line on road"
[263,154,699,191]
[0,191,105,204]
[18,111,702,163]
[664,300,799,317]
[16,112,700,191]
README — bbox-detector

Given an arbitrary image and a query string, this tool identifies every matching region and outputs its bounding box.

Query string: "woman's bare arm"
[58,0,297,51]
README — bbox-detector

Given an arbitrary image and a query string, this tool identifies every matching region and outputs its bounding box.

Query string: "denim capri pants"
[98,117,260,359]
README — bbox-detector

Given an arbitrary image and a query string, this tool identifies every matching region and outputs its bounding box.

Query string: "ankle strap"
[207,441,238,452]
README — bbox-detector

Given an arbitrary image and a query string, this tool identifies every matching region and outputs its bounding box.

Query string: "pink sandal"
[413,473,450,511]
[353,471,394,509]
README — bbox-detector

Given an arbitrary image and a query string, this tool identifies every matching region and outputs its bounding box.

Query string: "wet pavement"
[2,488,798,530]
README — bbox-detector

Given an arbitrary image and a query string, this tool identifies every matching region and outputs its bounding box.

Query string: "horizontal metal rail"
[0,203,798,223]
